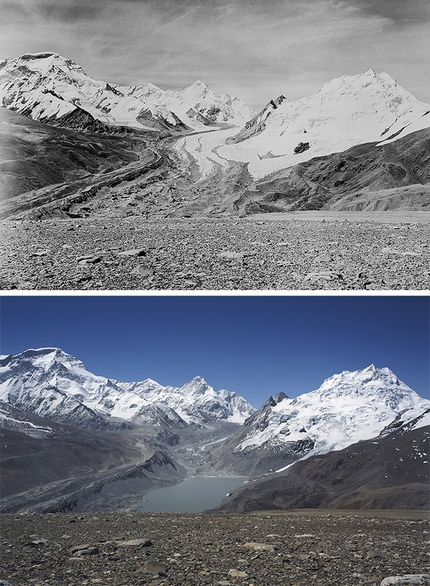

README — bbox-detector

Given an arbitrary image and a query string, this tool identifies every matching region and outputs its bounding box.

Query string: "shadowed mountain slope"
[213,418,430,513]
[0,107,156,200]
[234,127,430,214]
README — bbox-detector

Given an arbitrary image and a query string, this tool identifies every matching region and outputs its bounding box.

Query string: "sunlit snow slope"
[0,348,256,429]
[216,70,430,178]
[236,365,429,457]
[0,52,254,133]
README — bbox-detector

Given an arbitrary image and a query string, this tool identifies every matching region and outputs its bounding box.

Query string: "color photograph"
[0,294,429,583]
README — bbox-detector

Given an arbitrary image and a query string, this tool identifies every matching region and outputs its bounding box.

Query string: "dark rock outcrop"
[227,95,286,144]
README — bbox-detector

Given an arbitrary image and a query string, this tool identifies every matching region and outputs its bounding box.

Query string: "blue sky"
[1,295,428,406]
[1,0,429,109]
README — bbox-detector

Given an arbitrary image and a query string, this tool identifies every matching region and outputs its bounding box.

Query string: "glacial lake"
[139,477,246,513]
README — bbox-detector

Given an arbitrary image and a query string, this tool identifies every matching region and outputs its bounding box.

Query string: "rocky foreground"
[1,212,428,290]
[1,510,429,586]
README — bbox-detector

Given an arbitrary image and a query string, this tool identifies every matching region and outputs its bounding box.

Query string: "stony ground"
[0,212,428,290]
[0,510,429,586]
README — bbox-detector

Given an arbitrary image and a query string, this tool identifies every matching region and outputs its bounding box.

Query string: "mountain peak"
[14,52,86,74]
[179,376,211,396]
[226,365,429,475]
[0,52,254,133]
[364,68,377,77]
[19,51,60,60]
[264,391,288,408]
[318,364,404,391]
[190,80,209,89]
[180,79,210,102]
[0,348,256,428]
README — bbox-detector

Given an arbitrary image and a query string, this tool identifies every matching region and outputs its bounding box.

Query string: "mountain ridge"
[212,364,430,477]
[219,69,430,180]
[0,347,256,429]
[0,52,255,135]
[213,420,430,512]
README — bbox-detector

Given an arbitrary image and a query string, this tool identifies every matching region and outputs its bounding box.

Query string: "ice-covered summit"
[230,365,429,458]
[10,52,86,74]
[0,52,255,133]
[219,69,430,178]
[0,348,255,429]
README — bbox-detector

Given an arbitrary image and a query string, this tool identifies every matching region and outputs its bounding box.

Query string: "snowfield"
[0,348,256,428]
[234,365,430,457]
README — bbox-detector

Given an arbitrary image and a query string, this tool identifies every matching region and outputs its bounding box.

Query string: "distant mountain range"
[0,52,254,135]
[1,348,428,512]
[1,52,429,216]
[221,69,430,179]
[0,347,255,430]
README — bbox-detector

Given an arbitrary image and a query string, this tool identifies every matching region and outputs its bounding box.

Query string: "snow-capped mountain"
[215,419,430,513]
[0,52,254,134]
[213,365,430,476]
[218,69,430,179]
[0,348,255,429]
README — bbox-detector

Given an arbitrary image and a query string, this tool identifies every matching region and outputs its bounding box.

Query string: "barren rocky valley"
[1,510,429,586]
[1,77,430,291]
[1,212,428,290]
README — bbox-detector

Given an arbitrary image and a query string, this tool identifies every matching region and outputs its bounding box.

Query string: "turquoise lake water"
[139,476,245,513]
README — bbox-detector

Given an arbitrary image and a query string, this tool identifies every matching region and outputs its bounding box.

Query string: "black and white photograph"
[0,0,429,289]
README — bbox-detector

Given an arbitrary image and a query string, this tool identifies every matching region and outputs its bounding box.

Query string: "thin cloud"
[0,0,429,108]
[0,0,106,23]
[342,0,430,25]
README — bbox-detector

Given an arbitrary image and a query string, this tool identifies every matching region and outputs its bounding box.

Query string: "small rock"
[368,550,388,559]
[228,569,248,578]
[314,254,331,263]
[31,250,49,257]
[139,560,167,576]
[218,251,246,260]
[77,547,99,556]
[116,538,152,547]
[131,266,153,277]
[303,271,343,281]
[381,576,430,585]
[118,248,146,257]
[69,544,99,556]
[243,542,276,552]
[77,255,102,264]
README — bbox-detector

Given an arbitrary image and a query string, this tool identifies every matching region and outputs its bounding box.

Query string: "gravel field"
[0,213,428,290]
[1,510,429,586]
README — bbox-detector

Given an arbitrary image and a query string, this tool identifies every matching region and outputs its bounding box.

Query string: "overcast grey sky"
[1,0,429,109]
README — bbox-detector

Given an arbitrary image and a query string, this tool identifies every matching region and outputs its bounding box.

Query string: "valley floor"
[1,510,428,585]
[0,212,428,290]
